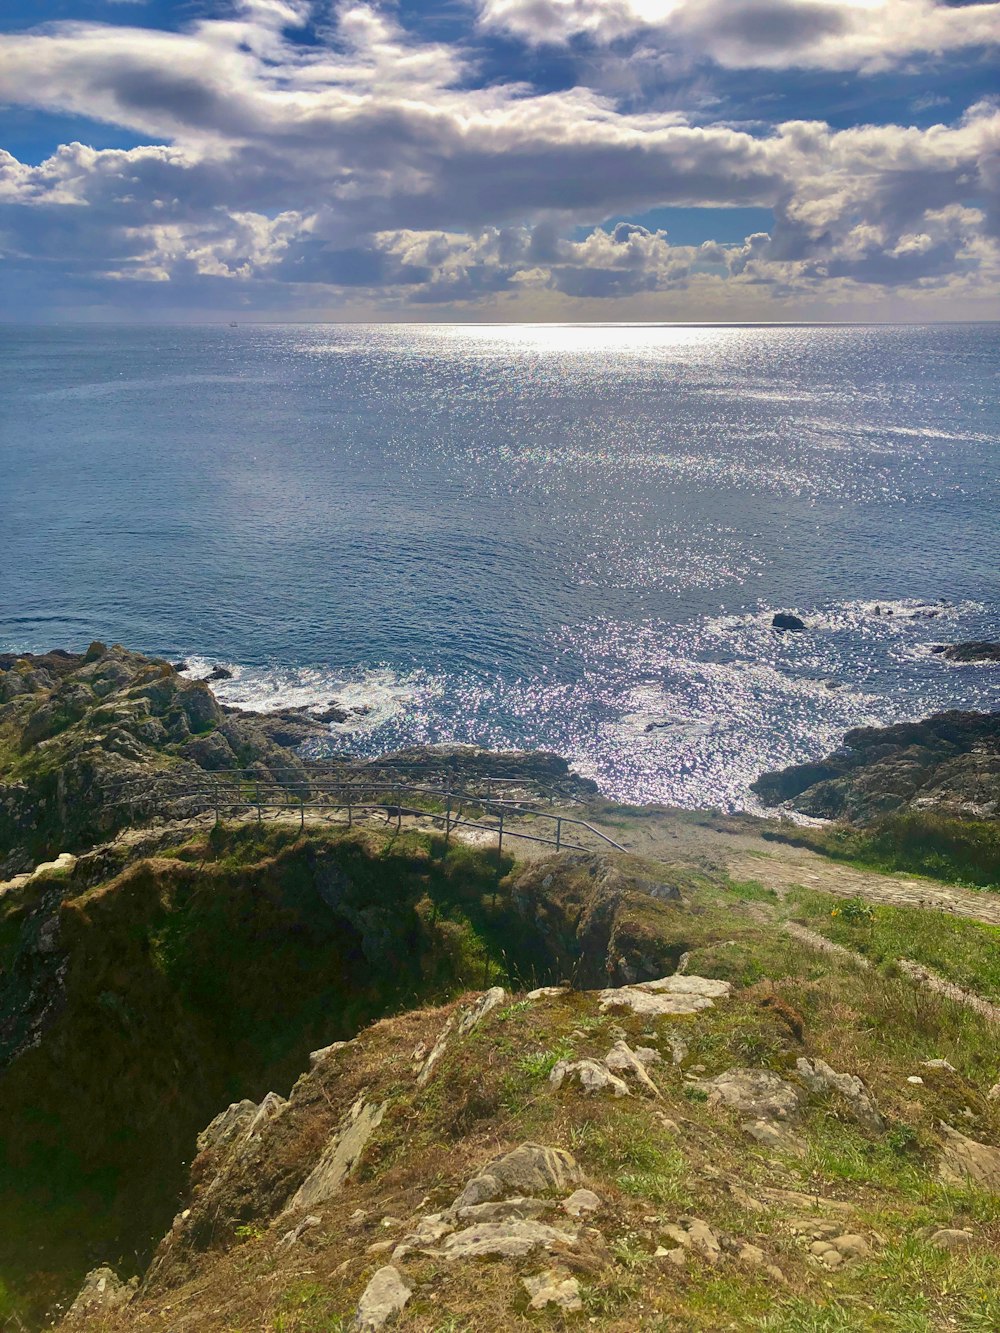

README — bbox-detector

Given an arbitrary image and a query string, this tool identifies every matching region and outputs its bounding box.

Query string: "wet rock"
[353,1265,412,1332]
[772,613,806,632]
[933,642,1000,663]
[751,709,1000,822]
[202,666,234,683]
[522,1269,583,1312]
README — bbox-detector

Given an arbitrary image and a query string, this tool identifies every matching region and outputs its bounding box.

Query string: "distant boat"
[228,321,238,328]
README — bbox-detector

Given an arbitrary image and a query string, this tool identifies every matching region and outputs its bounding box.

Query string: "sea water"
[1,321,997,807]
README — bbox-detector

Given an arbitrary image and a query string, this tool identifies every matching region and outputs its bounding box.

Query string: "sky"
[0,0,998,321]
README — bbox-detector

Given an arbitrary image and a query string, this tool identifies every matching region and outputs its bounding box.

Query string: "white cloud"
[477,0,1000,74]
[0,1,997,315]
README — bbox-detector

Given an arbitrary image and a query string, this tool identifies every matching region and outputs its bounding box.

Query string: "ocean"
[1,321,997,808]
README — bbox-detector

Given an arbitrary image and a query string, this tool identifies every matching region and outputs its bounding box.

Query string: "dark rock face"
[507,853,702,987]
[751,710,1000,822]
[771,613,807,632]
[931,642,1000,663]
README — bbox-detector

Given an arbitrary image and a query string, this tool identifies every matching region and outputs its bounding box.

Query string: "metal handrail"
[108,776,627,855]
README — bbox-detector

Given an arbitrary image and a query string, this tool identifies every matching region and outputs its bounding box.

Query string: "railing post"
[497,807,504,860]
[300,793,305,831]
[255,780,262,824]
[445,790,452,847]
[347,795,352,828]
[556,817,561,851]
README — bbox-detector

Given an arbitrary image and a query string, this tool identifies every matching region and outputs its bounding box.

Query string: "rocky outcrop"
[751,709,1000,822]
[64,1266,137,1321]
[0,643,317,871]
[507,853,701,987]
[932,642,1000,663]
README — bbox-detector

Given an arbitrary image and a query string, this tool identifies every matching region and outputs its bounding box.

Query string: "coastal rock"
[772,613,807,632]
[932,642,1000,663]
[751,709,1000,822]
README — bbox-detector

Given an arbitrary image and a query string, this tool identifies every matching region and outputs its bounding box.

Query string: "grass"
[764,812,1000,891]
[786,885,1000,1002]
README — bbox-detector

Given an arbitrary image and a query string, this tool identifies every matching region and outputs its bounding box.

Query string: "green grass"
[764,812,1000,891]
[787,886,1000,1001]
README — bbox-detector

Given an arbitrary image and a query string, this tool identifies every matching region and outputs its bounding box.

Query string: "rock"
[457,986,506,1035]
[599,974,731,1018]
[809,1233,869,1268]
[907,1076,925,1085]
[922,1059,957,1073]
[698,1068,801,1122]
[310,1040,351,1069]
[452,1143,583,1211]
[313,703,350,724]
[987,1083,1000,1103]
[751,709,1000,822]
[353,1265,413,1332]
[934,642,1000,663]
[660,1217,722,1264]
[196,1099,257,1155]
[656,1245,687,1267]
[416,988,505,1087]
[550,1058,630,1097]
[772,613,806,632]
[437,1219,578,1261]
[30,851,77,880]
[604,1040,662,1097]
[455,1197,549,1224]
[937,1123,1000,1192]
[562,1188,602,1218]
[278,1214,321,1250]
[391,1213,455,1260]
[287,1097,387,1211]
[527,985,568,1000]
[744,1118,807,1155]
[522,1269,583,1312]
[65,1265,138,1318]
[929,1228,974,1250]
[202,665,234,682]
[795,1057,885,1132]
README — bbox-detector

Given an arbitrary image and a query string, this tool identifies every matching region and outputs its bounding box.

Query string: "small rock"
[772,613,807,632]
[562,1188,602,1218]
[907,1076,924,1085]
[277,1214,321,1250]
[604,1040,662,1097]
[353,1265,413,1332]
[451,1142,583,1212]
[736,1242,767,1266]
[522,1269,583,1312]
[655,1245,687,1267]
[922,1059,957,1073]
[929,1228,974,1251]
[795,1057,885,1133]
[938,1123,1000,1191]
[550,1058,630,1098]
[987,1083,1000,1102]
[527,985,568,1000]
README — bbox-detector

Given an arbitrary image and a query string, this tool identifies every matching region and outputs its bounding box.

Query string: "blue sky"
[0,0,998,320]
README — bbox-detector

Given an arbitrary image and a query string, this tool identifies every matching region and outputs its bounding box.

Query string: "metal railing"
[105,770,627,856]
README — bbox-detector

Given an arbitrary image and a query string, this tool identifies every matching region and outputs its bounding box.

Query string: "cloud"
[0,1,997,316]
[477,0,1000,74]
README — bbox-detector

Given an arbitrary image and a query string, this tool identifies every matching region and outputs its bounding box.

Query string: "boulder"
[937,1124,1000,1192]
[550,1058,630,1098]
[599,974,731,1018]
[772,613,807,632]
[933,642,1000,663]
[451,1142,583,1211]
[437,1219,578,1261]
[353,1265,413,1332]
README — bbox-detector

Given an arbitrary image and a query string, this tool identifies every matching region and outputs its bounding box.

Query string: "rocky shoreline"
[752,709,1000,823]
